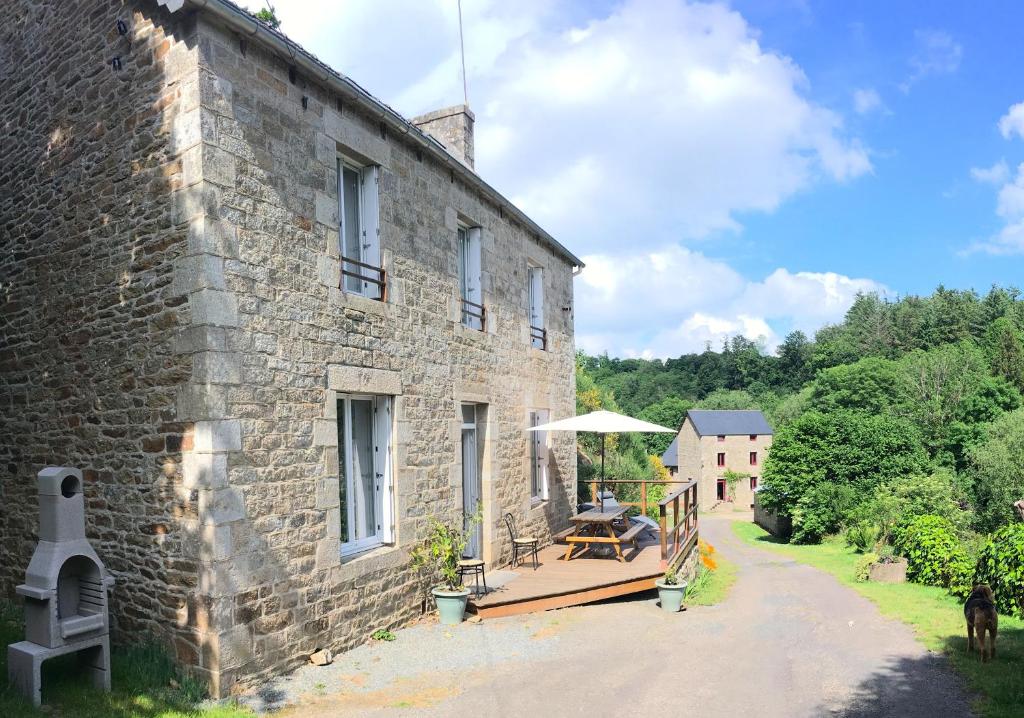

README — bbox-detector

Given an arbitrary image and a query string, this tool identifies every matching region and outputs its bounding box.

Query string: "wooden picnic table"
[560,506,645,562]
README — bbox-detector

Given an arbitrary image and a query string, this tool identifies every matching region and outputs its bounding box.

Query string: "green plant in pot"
[411,513,481,625]
[655,566,687,613]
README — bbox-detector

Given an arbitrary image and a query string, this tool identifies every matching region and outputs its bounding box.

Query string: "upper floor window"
[338,158,384,300]
[458,225,484,330]
[717,452,725,467]
[528,265,546,350]
[717,435,725,442]
[749,434,757,441]
[750,451,758,466]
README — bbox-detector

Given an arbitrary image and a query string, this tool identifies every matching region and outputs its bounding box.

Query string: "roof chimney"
[411,104,475,170]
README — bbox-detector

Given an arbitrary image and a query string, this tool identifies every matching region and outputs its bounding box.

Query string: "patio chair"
[457,557,487,597]
[504,513,539,570]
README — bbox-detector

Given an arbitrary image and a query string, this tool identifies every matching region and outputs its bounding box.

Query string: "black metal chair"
[504,513,539,570]
[457,558,487,597]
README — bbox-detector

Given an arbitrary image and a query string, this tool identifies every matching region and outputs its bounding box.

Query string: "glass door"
[461,404,482,558]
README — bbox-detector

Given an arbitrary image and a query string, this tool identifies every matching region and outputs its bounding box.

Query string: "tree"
[638,396,690,455]
[696,389,758,410]
[985,316,1024,392]
[253,3,281,29]
[759,410,929,543]
[967,408,1024,532]
[810,356,907,414]
[898,341,989,457]
[777,330,813,390]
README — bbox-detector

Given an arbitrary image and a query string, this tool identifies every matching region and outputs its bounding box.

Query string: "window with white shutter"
[458,225,484,330]
[338,158,384,300]
[528,265,545,349]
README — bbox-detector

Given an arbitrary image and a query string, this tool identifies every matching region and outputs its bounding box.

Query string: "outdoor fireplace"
[7,467,115,706]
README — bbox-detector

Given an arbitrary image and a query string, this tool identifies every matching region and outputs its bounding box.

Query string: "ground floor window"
[529,410,550,502]
[716,479,727,501]
[337,394,393,556]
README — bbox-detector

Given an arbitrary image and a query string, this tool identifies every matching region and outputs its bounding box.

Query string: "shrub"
[854,552,879,582]
[790,482,859,544]
[893,515,971,593]
[845,521,881,553]
[974,523,1024,618]
[852,470,971,547]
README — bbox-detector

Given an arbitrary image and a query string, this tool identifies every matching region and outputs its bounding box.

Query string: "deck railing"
[584,477,698,567]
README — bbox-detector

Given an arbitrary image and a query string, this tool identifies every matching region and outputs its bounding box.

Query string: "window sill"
[334,543,406,581]
[530,497,547,509]
[331,287,391,317]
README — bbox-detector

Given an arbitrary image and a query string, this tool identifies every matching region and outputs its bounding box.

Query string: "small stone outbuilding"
[0,0,580,697]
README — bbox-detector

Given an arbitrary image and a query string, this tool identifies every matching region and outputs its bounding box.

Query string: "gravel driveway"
[248,513,975,718]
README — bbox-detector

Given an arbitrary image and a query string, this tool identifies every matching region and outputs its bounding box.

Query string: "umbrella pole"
[600,433,606,511]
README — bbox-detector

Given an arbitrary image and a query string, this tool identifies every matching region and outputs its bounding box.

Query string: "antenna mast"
[458,0,469,105]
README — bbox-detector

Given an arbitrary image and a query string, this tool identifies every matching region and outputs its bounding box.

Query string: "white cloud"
[970,160,1009,185]
[575,247,885,357]
[273,0,871,251]
[852,88,882,115]
[902,29,962,92]
[267,1,879,354]
[968,162,1024,255]
[998,102,1024,140]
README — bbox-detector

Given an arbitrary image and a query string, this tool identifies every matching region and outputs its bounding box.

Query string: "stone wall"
[753,494,792,539]
[0,0,204,664]
[174,13,578,695]
[1,0,577,698]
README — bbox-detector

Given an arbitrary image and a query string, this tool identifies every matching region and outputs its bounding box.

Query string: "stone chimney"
[412,104,475,170]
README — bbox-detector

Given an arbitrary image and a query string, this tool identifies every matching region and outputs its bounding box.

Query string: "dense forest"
[579,286,1024,614]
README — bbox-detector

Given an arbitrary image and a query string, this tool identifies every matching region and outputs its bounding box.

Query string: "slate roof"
[686,410,773,437]
[660,436,679,468]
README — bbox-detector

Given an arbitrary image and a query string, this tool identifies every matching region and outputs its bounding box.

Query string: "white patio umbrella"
[526,410,675,511]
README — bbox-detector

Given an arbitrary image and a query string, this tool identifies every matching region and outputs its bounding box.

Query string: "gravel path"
[248,514,976,718]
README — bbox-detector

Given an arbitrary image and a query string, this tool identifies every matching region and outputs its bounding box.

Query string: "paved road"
[270,514,975,718]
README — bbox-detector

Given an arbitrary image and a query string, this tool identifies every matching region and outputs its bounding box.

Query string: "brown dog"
[965,584,998,662]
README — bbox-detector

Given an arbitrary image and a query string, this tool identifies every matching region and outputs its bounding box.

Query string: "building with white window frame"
[0,0,583,699]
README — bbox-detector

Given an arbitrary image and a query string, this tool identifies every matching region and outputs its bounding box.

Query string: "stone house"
[667,410,773,509]
[0,0,581,697]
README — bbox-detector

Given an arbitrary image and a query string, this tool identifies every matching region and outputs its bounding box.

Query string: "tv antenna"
[458,0,469,105]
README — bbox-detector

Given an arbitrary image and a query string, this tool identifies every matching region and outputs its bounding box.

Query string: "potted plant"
[411,514,480,625]
[655,567,687,613]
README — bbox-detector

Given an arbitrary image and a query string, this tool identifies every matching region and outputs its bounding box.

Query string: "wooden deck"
[468,533,673,619]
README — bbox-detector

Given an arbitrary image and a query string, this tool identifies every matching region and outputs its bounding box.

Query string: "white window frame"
[528,265,545,349]
[338,156,381,299]
[338,394,394,557]
[529,410,550,502]
[458,224,483,329]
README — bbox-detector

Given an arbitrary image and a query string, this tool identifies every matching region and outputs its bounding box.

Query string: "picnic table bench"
[560,506,644,562]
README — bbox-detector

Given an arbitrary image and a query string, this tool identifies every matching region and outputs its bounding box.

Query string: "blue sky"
[268,0,1024,357]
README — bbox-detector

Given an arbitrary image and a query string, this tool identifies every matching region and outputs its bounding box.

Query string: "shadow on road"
[815,624,1024,718]
[811,652,975,717]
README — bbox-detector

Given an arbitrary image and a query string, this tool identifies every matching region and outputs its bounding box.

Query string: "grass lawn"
[0,602,253,718]
[684,552,738,607]
[733,521,1024,718]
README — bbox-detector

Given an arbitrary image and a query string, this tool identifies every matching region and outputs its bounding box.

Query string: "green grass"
[733,521,1024,718]
[0,601,253,718]
[684,554,738,607]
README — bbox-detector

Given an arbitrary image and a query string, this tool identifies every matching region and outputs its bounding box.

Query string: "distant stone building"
[663,410,773,509]
[0,0,581,697]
